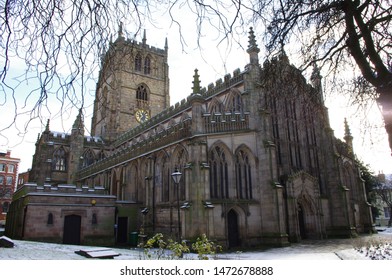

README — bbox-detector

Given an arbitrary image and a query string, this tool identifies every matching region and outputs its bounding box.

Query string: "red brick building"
[0,150,20,226]
[17,170,30,190]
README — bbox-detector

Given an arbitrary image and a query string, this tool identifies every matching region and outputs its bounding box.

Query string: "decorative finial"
[72,108,84,131]
[142,29,147,46]
[247,27,260,65]
[344,118,352,137]
[344,118,354,153]
[311,61,323,101]
[118,22,124,38]
[311,62,321,78]
[45,119,50,132]
[247,27,260,53]
[311,62,322,85]
[192,69,201,95]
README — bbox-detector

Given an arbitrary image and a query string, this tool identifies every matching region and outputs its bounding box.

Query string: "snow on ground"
[1,227,392,260]
[355,227,392,260]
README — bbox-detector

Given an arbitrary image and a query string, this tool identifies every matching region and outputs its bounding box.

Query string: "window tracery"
[53,147,67,171]
[144,56,151,74]
[209,146,229,199]
[135,53,142,71]
[235,149,253,199]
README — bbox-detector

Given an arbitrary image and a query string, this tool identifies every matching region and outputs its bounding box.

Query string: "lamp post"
[146,155,157,232]
[171,167,182,243]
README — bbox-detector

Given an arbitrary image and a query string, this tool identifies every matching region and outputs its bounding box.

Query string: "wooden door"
[63,215,81,245]
[227,209,240,248]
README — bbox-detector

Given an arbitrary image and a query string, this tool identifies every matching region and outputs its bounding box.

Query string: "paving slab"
[0,236,14,248]
[75,248,121,259]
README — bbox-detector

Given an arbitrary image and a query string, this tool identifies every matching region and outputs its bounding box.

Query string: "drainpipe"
[22,205,27,239]
[153,159,156,232]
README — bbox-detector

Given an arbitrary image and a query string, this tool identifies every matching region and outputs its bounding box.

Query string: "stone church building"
[6,28,374,247]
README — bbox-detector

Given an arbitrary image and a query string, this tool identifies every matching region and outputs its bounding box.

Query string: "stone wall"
[6,184,119,246]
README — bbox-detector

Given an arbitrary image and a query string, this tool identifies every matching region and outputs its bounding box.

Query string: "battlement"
[13,183,109,199]
[112,67,245,147]
[45,132,104,146]
[109,36,167,56]
[126,39,166,55]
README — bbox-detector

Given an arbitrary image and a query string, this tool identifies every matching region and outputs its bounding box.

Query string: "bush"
[140,233,221,260]
[141,233,189,260]
[191,234,222,260]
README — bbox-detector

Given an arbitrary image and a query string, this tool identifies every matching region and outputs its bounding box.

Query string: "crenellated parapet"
[12,183,109,201]
[113,67,246,146]
[78,67,248,179]
[110,38,167,55]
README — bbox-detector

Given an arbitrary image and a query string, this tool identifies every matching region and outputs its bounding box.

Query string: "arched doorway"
[287,172,323,240]
[227,209,240,248]
[63,214,81,245]
[298,204,307,239]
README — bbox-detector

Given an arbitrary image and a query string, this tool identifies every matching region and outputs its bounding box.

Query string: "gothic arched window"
[343,162,358,201]
[100,87,108,119]
[209,146,229,199]
[226,92,243,113]
[135,53,142,71]
[53,147,67,171]
[83,149,95,167]
[136,85,148,101]
[235,149,253,199]
[136,84,149,108]
[98,150,106,161]
[157,154,170,202]
[208,97,223,115]
[144,56,151,74]
[174,148,187,201]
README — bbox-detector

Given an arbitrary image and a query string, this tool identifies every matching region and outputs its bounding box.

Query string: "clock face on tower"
[135,109,150,123]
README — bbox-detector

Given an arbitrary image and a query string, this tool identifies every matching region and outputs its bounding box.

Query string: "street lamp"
[139,207,149,246]
[171,167,182,242]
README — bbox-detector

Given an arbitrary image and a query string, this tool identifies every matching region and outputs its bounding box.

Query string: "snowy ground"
[355,227,392,260]
[1,227,392,260]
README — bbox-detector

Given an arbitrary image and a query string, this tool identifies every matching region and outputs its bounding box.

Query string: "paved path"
[1,231,391,260]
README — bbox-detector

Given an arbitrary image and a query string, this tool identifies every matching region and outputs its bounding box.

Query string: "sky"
[1,4,391,176]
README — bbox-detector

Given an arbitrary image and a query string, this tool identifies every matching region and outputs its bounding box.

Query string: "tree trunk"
[389,205,392,228]
[376,86,392,157]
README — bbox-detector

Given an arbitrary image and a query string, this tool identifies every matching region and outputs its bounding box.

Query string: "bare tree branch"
[1,0,391,156]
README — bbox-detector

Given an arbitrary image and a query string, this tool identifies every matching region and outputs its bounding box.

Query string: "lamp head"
[171,167,182,184]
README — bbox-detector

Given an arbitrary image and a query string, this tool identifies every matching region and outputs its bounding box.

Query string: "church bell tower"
[91,26,170,141]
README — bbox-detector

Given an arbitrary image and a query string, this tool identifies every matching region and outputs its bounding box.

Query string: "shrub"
[141,233,189,260]
[140,233,221,260]
[191,234,222,260]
